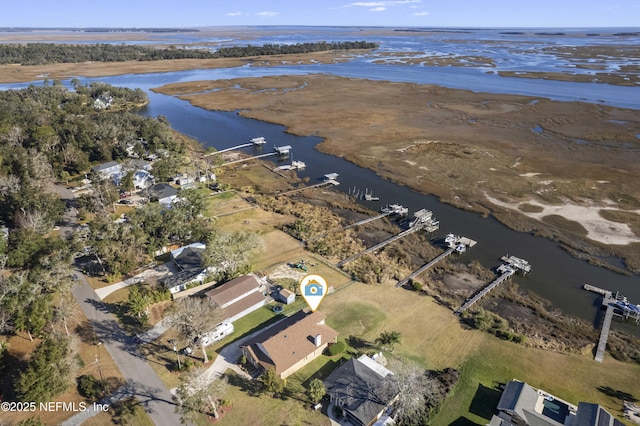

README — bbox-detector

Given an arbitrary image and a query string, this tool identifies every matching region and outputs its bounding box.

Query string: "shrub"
[77,374,101,399]
[328,341,346,356]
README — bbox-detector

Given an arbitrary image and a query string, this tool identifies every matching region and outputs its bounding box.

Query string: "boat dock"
[396,235,477,288]
[455,254,530,315]
[277,173,340,196]
[584,284,640,362]
[338,222,428,267]
[306,204,407,244]
[204,137,268,157]
[221,151,279,166]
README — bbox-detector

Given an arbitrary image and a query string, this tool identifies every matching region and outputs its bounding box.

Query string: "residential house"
[277,288,295,305]
[204,274,267,322]
[241,310,338,379]
[93,93,113,110]
[91,161,122,180]
[133,170,154,190]
[324,355,397,426]
[147,183,178,207]
[489,380,625,426]
[161,242,208,294]
[170,242,206,272]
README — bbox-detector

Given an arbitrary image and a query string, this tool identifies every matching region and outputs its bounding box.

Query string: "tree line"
[0,41,378,65]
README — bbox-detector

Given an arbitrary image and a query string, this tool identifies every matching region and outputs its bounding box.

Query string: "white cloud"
[349,0,421,7]
[226,12,242,16]
[413,11,429,16]
[257,11,279,17]
[370,6,387,12]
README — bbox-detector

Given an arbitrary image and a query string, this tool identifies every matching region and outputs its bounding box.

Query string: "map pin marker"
[299,275,328,312]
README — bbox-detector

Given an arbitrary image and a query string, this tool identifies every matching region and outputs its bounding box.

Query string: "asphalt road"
[71,279,184,426]
[56,185,185,425]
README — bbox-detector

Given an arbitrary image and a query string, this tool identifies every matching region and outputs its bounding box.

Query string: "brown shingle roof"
[205,274,261,308]
[222,291,266,320]
[242,310,338,376]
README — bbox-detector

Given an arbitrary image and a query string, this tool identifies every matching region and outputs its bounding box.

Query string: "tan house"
[241,310,338,379]
[205,274,267,322]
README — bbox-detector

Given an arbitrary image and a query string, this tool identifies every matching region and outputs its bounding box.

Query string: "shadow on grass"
[597,386,638,402]
[468,384,502,420]
[227,371,262,397]
[345,335,373,352]
[450,417,480,426]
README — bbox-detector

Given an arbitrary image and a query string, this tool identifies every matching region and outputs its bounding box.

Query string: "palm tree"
[375,331,402,352]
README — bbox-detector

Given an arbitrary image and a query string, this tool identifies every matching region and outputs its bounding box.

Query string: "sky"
[2,0,640,28]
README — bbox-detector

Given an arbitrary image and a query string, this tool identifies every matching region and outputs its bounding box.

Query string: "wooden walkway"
[204,142,253,157]
[221,152,277,166]
[455,269,514,315]
[595,304,614,363]
[277,180,338,196]
[337,224,425,267]
[396,248,455,288]
[307,211,393,244]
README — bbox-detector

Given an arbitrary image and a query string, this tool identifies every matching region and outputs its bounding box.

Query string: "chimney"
[314,334,322,347]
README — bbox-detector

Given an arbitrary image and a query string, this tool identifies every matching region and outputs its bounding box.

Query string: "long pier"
[337,224,426,267]
[595,305,614,363]
[221,152,278,166]
[277,179,339,197]
[396,248,455,288]
[205,142,253,156]
[455,268,515,315]
[584,284,640,362]
[306,211,394,244]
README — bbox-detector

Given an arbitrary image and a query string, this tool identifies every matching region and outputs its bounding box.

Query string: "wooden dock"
[221,152,278,166]
[595,303,614,363]
[204,142,254,156]
[396,247,455,288]
[585,284,640,362]
[277,179,339,197]
[455,269,514,315]
[337,224,426,267]
[306,211,395,244]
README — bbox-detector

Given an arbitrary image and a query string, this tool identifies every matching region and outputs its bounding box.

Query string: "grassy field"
[318,282,640,425]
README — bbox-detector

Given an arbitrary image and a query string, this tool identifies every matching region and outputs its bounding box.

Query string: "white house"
[92,161,122,180]
[133,170,154,189]
[147,183,178,207]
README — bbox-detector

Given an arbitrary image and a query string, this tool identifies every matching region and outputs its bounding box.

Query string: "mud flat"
[154,74,640,272]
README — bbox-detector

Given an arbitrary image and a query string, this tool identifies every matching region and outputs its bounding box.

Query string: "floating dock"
[584,284,640,362]
[455,254,530,315]
[396,235,477,288]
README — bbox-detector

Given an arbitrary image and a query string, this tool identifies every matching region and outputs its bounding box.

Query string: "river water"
[2,27,639,333]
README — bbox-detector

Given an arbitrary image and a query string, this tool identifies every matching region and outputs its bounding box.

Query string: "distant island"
[0,41,378,66]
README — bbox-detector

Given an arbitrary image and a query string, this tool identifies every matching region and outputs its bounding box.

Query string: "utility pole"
[169,339,181,370]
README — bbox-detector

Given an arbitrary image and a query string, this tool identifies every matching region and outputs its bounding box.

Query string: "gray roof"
[574,403,625,426]
[147,183,178,200]
[172,246,204,273]
[497,381,569,426]
[324,358,395,426]
[92,161,120,172]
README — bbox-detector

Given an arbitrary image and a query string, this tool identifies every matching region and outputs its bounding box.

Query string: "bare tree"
[174,368,228,423]
[168,297,222,363]
[53,295,79,336]
[384,359,432,425]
